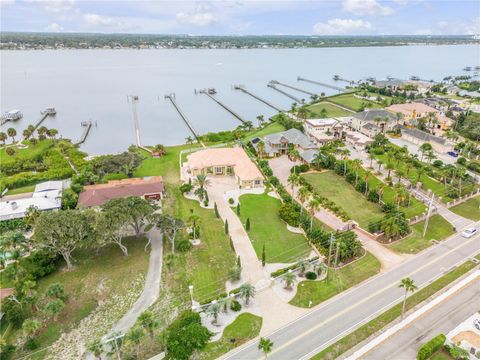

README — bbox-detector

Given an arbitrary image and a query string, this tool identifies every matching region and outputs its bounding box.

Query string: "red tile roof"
[78,176,164,207]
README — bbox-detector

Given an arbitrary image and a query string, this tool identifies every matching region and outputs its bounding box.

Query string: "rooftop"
[187,147,263,181]
[353,109,398,122]
[263,128,316,149]
[78,176,164,208]
[387,102,439,115]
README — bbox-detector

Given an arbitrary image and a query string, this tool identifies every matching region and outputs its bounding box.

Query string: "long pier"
[297,76,345,92]
[333,75,355,84]
[165,94,205,148]
[19,108,56,143]
[75,121,92,145]
[199,90,247,124]
[267,83,303,103]
[269,80,316,96]
[233,85,283,112]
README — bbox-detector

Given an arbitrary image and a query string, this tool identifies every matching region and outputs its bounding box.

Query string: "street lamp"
[188,285,194,307]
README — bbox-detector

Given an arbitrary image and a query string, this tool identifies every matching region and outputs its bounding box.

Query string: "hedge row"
[417,334,446,360]
[270,256,319,278]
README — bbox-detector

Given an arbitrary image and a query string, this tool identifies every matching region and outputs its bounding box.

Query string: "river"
[1,44,478,155]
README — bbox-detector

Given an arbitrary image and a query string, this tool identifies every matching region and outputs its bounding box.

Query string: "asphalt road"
[363,275,480,359]
[224,222,480,360]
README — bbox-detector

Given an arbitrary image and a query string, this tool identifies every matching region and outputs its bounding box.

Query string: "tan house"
[387,102,439,121]
[186,147,264,189]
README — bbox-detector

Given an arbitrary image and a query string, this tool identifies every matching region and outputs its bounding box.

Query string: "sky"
[1,0,479,36]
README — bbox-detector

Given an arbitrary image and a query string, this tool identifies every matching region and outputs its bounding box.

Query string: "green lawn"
[5,184,36,195]
[11,237,150,357]
[313,259,477,360]
[238,193,311,263]
[430,350,454,360]
[303,171,384,228]
[450,196,480,221]
[290,252,381,308]
[197,313,262,360]
[326,93,382,111]
[307,101,353,118]
[244,121,285,141]
[389,215,454,254]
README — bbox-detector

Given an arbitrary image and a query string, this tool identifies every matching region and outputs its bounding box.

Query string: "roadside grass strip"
[290,252,381,308]
[449,196,480,221]
[311,259,478,359]
[388,214,454,254]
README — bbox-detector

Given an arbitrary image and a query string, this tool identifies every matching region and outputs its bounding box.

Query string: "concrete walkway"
[107,228,163,336]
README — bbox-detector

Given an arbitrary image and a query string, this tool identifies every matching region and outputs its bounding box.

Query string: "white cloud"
[82,13,135,31]
[176,11,217,27]
[45,22,63,32]
[342,0,394,16]
[313,18,372,35]
[29,0,76,13]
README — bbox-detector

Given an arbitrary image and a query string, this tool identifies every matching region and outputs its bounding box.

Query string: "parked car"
[447,151,458,157]
[461,227,478,238]
[474,319,480,331]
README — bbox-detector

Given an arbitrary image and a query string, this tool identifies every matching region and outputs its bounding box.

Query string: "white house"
[0,181,67,221]
[304,117,346,145]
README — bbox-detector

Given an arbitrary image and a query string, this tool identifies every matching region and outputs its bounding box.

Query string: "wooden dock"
[270,80,316,96]
[165,94,205,148]
[267,83,303,103]
[75,121,92,145]
[233,85,283,112]
[18,108,56,143]
[297,76,345,92]
[199,89,247,124]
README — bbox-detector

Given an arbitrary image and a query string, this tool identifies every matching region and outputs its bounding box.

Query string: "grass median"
[312,259,478,359]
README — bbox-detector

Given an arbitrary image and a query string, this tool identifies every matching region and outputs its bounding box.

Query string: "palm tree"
[385,161,395,179]
[47,128,58,139]
[367,152,375,168]
[194,174,211,190]
[307,198,320,230]
[37,125,48,138]
[288,173,300,198]
[395,169,405,184]
[256,115,265,127]
[22,319,41,340]
[297,186,310,212]
[243,121,254,131]
[0,132,6,146]
[381,216,400,241]
[206,301,222,324]
[340,149,351,175]
[257,140,265,159]
[289,149,301,172]
[364,170,372,195]
[7,128,16,143]
[399,277,417,319]
[282,272,296,289]
[239,283,256,305]
[126,327,144,359]
[22,128,32,139]
[352,159,363,185]
[377,159,384,172]
[87,339,104,359]
[258,337,274,359]
[138,310,158,339]
[153,144,167,156]
[377,184,385,205]
[188,211,200,240]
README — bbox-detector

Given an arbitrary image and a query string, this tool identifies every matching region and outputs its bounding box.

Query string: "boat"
[1,109,23,121]
[41,107,56,115]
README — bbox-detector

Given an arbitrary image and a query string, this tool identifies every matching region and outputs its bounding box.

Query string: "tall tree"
[33,209,95,269]
[0,131,7,145]
[102,197,155,238]
[153,214,185,254]
[258,337,274,359]
[7,128,16,142]
[95,210,131,256]
[399,277,417,319]
[239,283,256,305]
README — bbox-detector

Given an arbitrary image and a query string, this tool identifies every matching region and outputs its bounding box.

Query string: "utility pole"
[423,192,435,237]
[334,242,340,276]
[127,95,141,147]
[326,234,334,282]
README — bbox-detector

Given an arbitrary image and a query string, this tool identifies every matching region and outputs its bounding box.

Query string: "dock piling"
[269,80,316,96]
[297,76,345,92]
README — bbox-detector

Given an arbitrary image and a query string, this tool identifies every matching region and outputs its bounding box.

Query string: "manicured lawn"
[11,237,150,357]
[327,93,382,111]
[307,101,352,118]
[355,166,426,219]
[0,139,55,166]
[450,196,480,221]
[290,252,381,308]
[389,215,454,254]
[313,259,477,360]
[244,122,285,141]
[5,184,36,195]
[303,171,384,228]
[431,349,454,360]
[238,192,311,264]
[198,313,263,360]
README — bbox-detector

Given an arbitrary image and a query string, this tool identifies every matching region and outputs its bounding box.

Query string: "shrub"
[433,160,444,168]
[245,218,250,231]
[279,202,301,227]
[457,157,467,166]
[20,250,60,280]
[180,183,193,194]
[229,265,242,282]
[290,164,309,174]
[176,239,192,252]
[25,338,39,350]
[305,271,317,280]
[203,199,209,207]
[230,300,242,312]
[228,198,234,205]
[417,334,446,360]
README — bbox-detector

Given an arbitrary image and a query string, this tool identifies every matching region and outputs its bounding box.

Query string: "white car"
[462,227,478,238]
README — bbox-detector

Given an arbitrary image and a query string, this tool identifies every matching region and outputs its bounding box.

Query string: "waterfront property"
[77,176,165,207]
[0,180,66,221]
[186,147,264,188]
[304,117,346,145]
[401,127,454,154]
[373,79,406,90]
[348,109,399,136]
[344,131,374,149]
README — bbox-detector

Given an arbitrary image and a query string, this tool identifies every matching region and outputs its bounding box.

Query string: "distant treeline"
[1,32,477,50]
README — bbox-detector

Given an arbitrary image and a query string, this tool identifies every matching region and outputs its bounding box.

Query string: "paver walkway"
[268,156,407,271]
[106,228,163,336]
